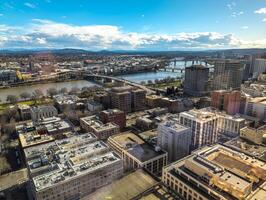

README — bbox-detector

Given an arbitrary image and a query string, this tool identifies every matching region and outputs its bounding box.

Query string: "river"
[0,80,97,103]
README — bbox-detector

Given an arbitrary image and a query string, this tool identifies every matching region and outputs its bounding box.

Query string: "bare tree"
[47,87,58,97]
[20,92,31,100]
[6,95,18,104]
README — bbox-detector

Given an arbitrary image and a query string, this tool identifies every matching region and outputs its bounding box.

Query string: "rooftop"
[24,133,121,192]
[110,132,166,162]
[160,120,190,132]
[180,108,220,121]
[165,144,266,200]
[82,169,158,200]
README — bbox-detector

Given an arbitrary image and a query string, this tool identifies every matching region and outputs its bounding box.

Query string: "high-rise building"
[162,144,266,200]
[184,65,209,96]
[212,60,244,90]
[211,90,241,115]
[131,89,146,111]
[157,120,192,162]
[109,86,146,113]
[179,109,219,150]
[252,58,266,78]
[25,134,123,200]
[99,109,126,130]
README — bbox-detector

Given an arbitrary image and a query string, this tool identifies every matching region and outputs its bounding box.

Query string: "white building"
[157,120,192,162]
[244,97,266,121]
[25,134,123,200]
[252,58,266,78]
[179,109,219,150]
[30,105,58,122]
[87,100,103,112]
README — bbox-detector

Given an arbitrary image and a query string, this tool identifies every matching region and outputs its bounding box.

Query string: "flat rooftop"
[24,133,121,192]
[110,132,166,162]
[165,144,266,200]
[19,131,54,148]
[0,168,28,192]
[180,108,219,121]
[82,169,158,200]
[160,120,190,132]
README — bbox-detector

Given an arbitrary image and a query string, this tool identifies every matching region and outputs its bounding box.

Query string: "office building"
[108,132,167,175]
[18,104,32,120]
[25,134,123,200]
[244,97,266,121]
[30,105,58,122]
[146,95,162,108]
[0,69,17,84]
[87,100,103,112]
[99,109,126,130]
[184,65,209,96]
[131,89,146,111]
[157,120,192,162]
[252,58,266,78]
[80,116,119,140]
[109,86,146,113]
[240,125,266,145]
[212,60,244,90]
[179,109,219,150]
[162,144,266,200]
[110,86,132,113]
[211,90,241,115]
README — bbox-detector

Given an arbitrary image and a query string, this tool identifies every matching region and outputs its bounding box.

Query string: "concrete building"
[252,58,266,78]
[212,60,244,90]
[108,132,168,175]
[146,95,162,108]
[240,125,266,145]
[179,109,219,150]
[53,94,80,112]
[30,105,58,122]
[131,89,146,111]
[18,104,32,120]
[110,86,132,113]
[87,100,103,112]
[162,144,266,200]
[80,116,119,140]
[109,86,146,113]
[157,120,192,162]
[244,97,266,121]
[211,90,241,115]
[99,109,126,130]
[25,134,123,200]
[184,65,209,96]
[0,69,17,84]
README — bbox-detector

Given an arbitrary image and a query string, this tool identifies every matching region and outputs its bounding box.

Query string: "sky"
[0,0,266,50]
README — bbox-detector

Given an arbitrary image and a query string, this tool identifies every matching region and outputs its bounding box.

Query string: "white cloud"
[227,2,236,10]
[0,14,3,17]
[263,18,266,22]
[255,8,266,14]
[0,19,265,50]
[231,11,244,18]
[24,2,36,9]
[241,26,248,29]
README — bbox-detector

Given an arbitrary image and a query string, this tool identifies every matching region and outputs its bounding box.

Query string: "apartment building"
[108,132,168,175]
[157,120,192,162]
[80,116,119,140]
[99,109,126,130]
[25,134,123,200]
[240,125,266,144]
[244,97,266,121]
[179,109,219,150]
[162,144,266,200]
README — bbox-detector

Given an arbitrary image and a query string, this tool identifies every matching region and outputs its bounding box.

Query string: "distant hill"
[0,48,266,57]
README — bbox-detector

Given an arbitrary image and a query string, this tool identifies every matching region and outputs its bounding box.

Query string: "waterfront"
[0,80,97,102]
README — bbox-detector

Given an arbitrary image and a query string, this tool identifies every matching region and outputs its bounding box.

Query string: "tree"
[147,80,153,84]
[59,87,68,94]
[69,87,80,95]
[20,92,31,100]
[6,95,18,104]
[140,81,146,85]
[32,89,44,99]
[47,87,58,97]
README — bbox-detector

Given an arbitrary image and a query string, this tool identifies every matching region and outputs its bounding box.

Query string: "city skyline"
[0,0,266,50]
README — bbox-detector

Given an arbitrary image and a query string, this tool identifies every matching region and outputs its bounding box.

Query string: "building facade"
[157,120,192,162]
[99,109,126,130]
[184,65,209,96]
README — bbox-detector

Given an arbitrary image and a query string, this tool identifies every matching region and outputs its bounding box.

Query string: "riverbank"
[145,79,181,89]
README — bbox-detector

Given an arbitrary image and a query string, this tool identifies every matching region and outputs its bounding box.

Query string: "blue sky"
[0,0,266,50]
